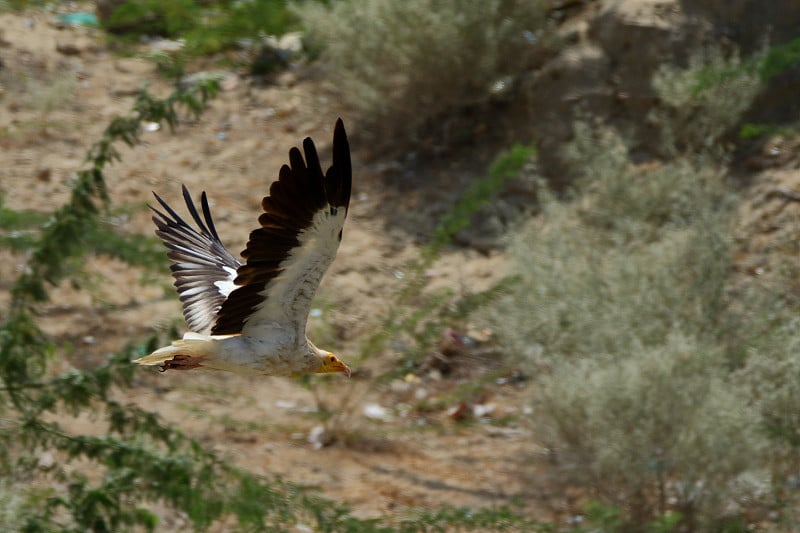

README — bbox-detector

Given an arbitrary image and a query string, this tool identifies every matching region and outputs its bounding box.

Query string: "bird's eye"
[328,355,336,362]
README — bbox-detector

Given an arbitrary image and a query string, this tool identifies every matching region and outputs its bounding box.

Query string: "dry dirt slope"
[0,8,540,528]
[4,3,800,530]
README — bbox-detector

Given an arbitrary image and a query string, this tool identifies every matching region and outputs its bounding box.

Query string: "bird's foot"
[159,354,205,372]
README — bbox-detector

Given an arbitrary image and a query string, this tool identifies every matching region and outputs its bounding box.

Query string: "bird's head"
[316,351,351,378]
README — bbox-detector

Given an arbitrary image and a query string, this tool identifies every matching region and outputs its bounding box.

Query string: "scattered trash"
[146,38,184,52]
[489,76,512,96]
[82,335,96,345]
[37,451,55,470]
[307,424,334,449]
[309,308,322,318]
[363,403,393,422]
[389,379,411,394]
[35,167,51,182]
[522,30,538,45]
[57,12,99,27]
[441,328,475,355]
[275,400,297,409]
[394,270,405,280]
[215,132,227,141]
[446,402,471,422]
[179,70,233,91]
[447,402,495,422]
[142,122,160,133]
[472,403,495,418]
[426,368,442,381]
[495,370,528,386]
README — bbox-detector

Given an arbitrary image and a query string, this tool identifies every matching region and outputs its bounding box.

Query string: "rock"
[56,42,82,56]
[679,0,800,52]
[35,167,51,182]
[362,403,393,422]
[179,71,235,92]
[307,425,334,449]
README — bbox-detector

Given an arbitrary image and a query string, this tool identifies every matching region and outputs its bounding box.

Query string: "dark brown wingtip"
[327,119,351,209]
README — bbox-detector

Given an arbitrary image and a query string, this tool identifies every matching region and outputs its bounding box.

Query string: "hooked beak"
[318,353,351,378]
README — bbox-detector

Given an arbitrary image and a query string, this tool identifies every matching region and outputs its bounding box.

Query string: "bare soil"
[4,6,800,531]
[0,8,548,528]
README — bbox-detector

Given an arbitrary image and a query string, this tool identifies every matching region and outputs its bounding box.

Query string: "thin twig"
[766,186,800,202]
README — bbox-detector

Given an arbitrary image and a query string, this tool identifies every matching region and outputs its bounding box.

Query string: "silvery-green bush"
[486,47,785,529]
[295,0,545,147]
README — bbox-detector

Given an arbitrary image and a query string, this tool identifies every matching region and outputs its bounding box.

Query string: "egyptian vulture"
[134,119,351,378]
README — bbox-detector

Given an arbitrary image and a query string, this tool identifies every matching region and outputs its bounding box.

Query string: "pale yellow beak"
[317,353,351,378]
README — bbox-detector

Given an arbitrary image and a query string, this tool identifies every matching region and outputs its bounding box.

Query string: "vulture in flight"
[134,119,352,378]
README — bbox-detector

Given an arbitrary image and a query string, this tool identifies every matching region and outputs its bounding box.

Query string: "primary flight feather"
[134,119,352,378]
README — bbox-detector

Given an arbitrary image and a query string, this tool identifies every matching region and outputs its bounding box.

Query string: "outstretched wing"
[150,185,241,334]
[211,118,351,338]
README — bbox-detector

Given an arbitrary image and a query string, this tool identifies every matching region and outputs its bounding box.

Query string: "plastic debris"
[57,12,99,27]
[308,425,334,449]
[363,403,393,422]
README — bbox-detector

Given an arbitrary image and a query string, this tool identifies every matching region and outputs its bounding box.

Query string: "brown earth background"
[2,1,800,530]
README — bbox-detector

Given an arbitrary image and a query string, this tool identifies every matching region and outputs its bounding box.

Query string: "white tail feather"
[133,338,213,366]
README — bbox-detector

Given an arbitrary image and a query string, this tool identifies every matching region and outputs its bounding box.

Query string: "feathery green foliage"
[430,144,536,255]
[651,45,764,157]
[758,35,800,81]
[102,0,297,56]
[739,34,800,139]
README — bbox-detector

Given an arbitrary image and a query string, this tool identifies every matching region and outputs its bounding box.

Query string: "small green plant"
[651,45,764,157]
[103,0,297,58]
[738,34,800,140]
[103,0,200,38]
[431,144,536,254]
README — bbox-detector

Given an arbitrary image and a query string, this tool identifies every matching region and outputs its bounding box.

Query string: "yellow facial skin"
[316,352,351,377]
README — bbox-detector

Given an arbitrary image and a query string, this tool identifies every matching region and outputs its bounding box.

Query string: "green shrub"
[490,127,735,366]
[103,0,296,58]
[536,334,765,527]
[188,0,294,55]
[103,0,200,37]
[486,46,783,529]
[735,318,800,527]
[294,0,546,149]
[650,46,764,157]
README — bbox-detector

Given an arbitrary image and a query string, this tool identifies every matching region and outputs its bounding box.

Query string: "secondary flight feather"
[134,119,352,378]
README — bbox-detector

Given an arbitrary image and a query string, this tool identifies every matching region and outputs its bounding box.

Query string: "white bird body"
[145,333,320,376]
[134,120,352,378]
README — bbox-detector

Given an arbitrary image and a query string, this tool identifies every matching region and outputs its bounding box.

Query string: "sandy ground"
[0,8,550,527]
[7,7,800,530]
